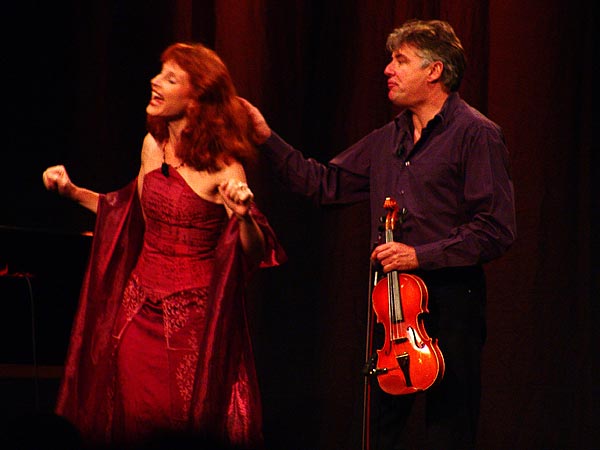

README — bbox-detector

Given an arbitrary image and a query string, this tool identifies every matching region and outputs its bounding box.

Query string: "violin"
[370,197,445,395]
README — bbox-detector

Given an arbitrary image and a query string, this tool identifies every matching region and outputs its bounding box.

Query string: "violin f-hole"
[396,353,413,387]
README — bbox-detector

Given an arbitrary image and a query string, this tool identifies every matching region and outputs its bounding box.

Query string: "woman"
[42,43,285,449]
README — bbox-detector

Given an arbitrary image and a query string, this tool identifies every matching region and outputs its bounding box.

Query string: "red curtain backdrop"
[3,1,594,449]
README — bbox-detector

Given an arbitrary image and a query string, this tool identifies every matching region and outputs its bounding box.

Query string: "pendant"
[161,162,170,177]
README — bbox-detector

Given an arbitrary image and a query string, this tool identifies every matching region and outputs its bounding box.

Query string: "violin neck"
[387,269,403,321]
[385,229,394,244]
[383,218,404,322]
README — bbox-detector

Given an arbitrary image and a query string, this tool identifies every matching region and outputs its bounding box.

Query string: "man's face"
[384,44,434,108]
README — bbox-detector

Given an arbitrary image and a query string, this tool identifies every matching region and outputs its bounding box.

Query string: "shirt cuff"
[414,241,445,271]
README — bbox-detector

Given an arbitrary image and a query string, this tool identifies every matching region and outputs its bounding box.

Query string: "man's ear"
[427,61,444,83]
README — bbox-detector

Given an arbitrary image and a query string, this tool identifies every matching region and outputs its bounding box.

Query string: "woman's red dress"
[55,168,286,449]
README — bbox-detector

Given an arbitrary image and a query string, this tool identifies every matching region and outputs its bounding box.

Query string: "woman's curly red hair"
[146,43,255,172]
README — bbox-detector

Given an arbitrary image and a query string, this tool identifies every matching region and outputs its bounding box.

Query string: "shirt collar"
[394,91,461,130]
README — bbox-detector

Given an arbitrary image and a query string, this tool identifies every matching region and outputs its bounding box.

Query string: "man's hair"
[387,19,466,92]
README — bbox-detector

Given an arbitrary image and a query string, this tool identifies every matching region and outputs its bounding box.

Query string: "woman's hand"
[42,165,75,198]
[219,178,265,262]
[218,179,254,219]
[42,164,99,213]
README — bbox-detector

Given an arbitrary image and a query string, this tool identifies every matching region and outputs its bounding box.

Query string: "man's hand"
[238,97,272,144]
[371,241,419,272]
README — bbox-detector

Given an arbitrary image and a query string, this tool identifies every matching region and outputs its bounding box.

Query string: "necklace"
[161,140,185,177]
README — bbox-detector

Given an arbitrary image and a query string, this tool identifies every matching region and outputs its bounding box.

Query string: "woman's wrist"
[235,211,253,222]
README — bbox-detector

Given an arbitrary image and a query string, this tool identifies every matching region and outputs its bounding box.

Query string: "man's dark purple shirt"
[262,92,516,270]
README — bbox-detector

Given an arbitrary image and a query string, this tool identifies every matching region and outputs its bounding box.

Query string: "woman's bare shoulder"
[140,133,164,168]
[141,133,161,156]
[217,158,246,181]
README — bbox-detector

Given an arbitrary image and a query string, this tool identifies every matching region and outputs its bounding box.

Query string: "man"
[243,19,516,450]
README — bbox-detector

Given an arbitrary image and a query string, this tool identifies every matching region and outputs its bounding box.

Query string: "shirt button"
[405,161,410,166]
[400,190,405,195]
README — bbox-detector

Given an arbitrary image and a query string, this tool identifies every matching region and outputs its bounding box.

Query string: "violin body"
[372,271,445,395]
[370,197,444,395]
